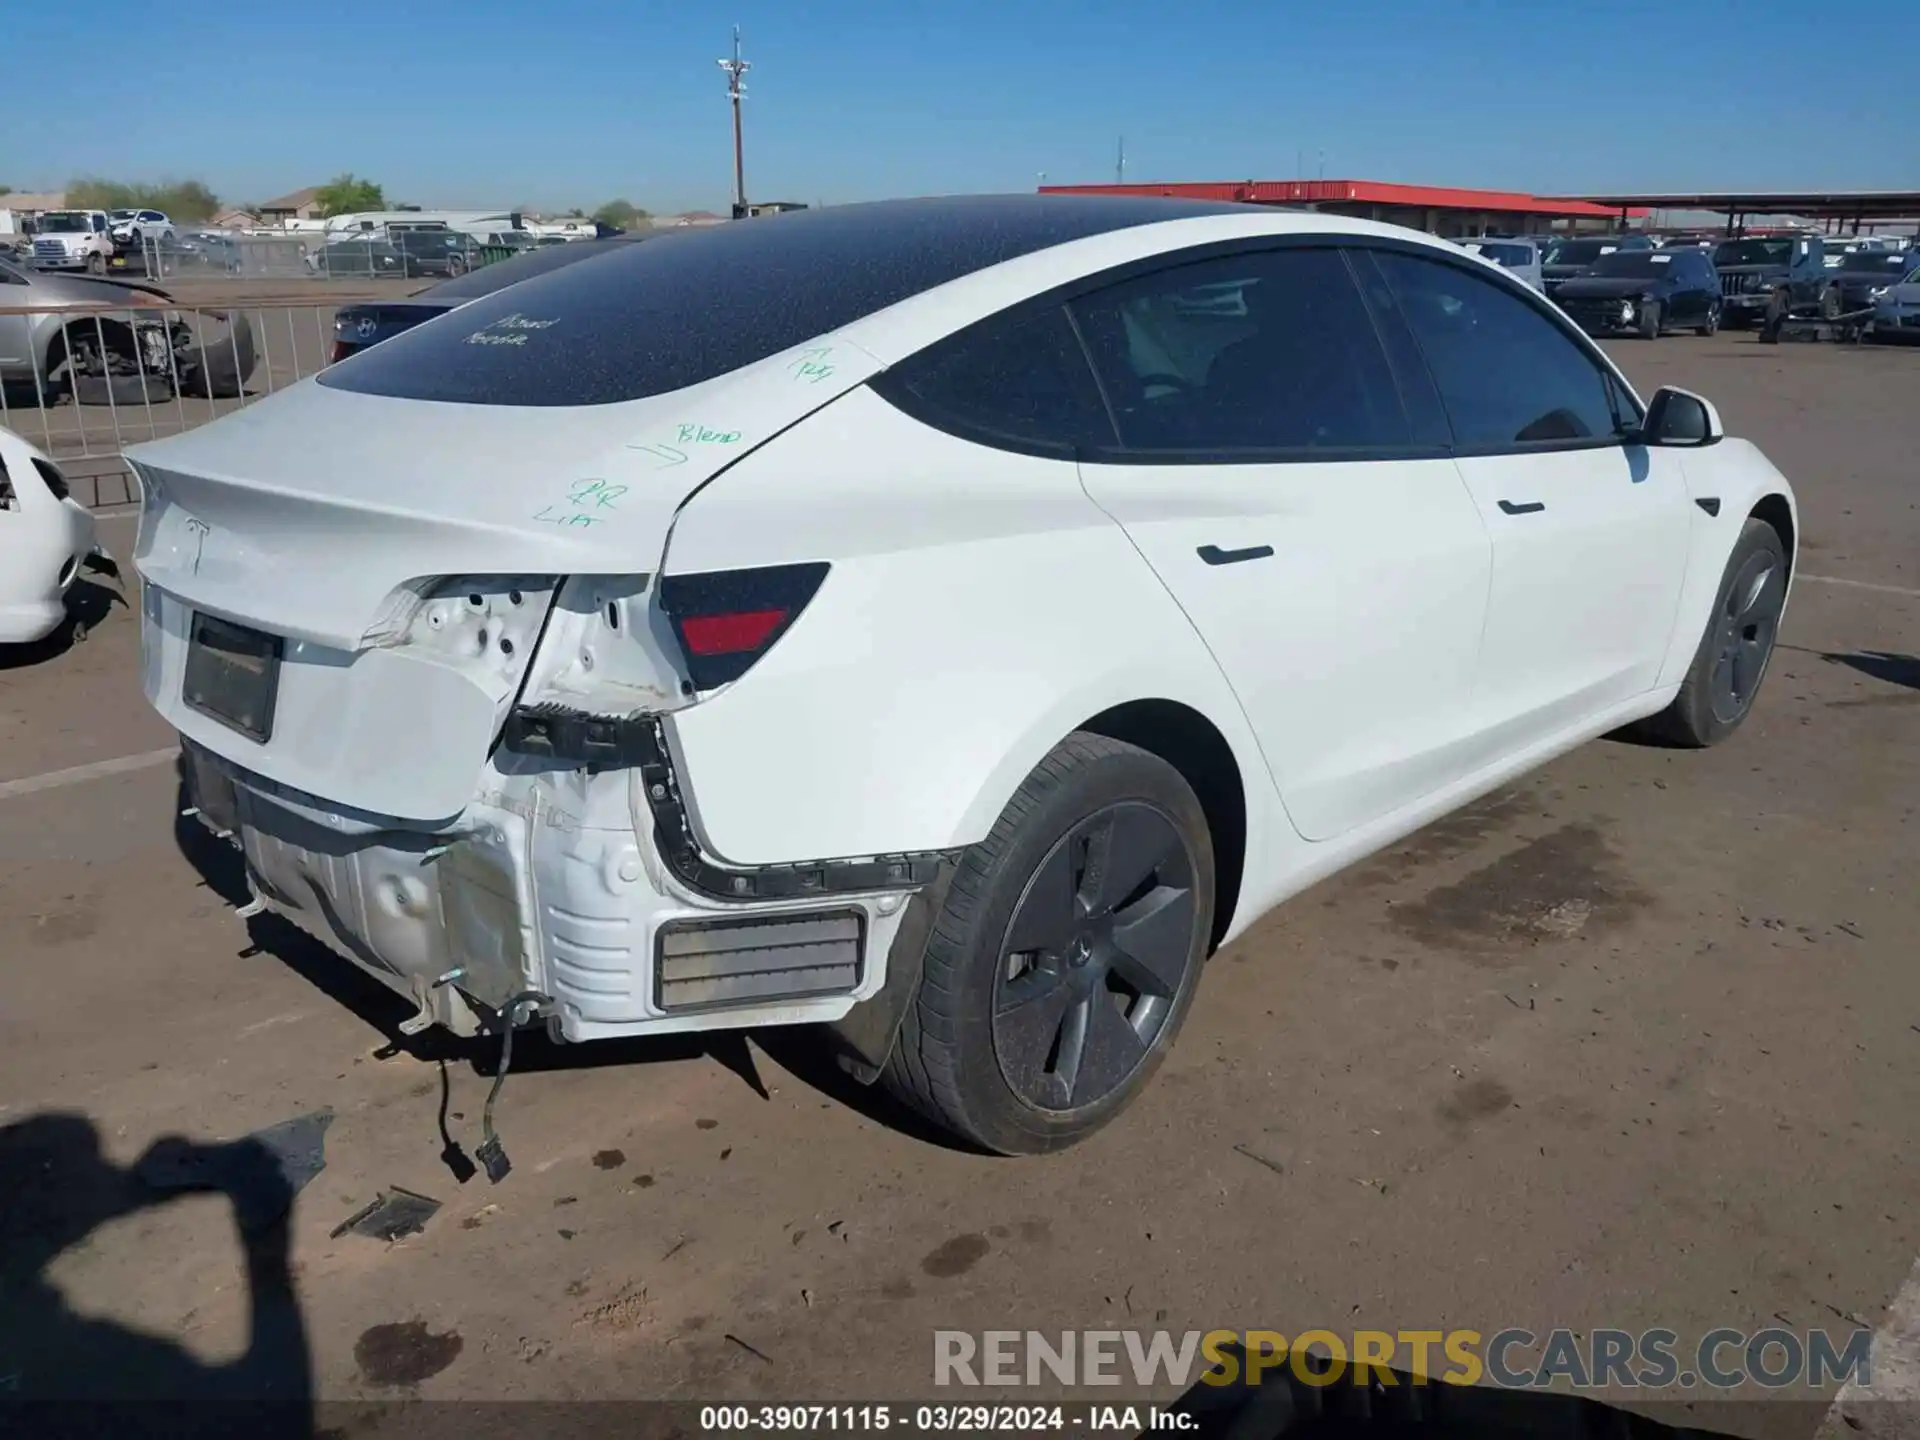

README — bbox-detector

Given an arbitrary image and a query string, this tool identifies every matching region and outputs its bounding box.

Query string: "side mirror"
[1639,386,1724,447]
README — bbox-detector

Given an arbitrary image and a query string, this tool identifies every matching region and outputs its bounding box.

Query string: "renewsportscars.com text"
[934,1327,1872,1391]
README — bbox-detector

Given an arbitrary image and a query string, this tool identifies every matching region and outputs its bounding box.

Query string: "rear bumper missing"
[178,724,951,1044]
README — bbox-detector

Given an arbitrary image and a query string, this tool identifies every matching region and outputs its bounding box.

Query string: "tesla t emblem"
[183,517,210,574]
[357,317,377,338]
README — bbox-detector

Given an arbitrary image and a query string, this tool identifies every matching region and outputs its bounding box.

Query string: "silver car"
[1462,237,1544,293]
[1872,264,1920,341]
[0,257,254,403]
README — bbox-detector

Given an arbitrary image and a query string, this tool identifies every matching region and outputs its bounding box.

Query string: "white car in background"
[1461,236,1544,292]
[109,209,177,247]
[128,197,1798,1158]
[0,429,97,644]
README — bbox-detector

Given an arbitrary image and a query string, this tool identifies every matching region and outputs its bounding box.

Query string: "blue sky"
[10,0,1917,215]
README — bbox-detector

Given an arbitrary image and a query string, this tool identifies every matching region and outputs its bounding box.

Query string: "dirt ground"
[1,331,1917,1437]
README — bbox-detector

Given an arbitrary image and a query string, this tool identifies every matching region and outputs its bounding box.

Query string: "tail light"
[660,561,829,691]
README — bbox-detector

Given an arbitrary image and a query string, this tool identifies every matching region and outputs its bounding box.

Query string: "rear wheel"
[884,734,1215,1154]
[1638,299,1662,339]
[1638,518,1788,747]
[1698,300,1721,336]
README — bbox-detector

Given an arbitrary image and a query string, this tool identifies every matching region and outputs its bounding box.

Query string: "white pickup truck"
[28,210,116,274]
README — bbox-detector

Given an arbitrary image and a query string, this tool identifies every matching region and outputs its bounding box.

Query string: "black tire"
[1819,287,1842,321]
[883,733,1215,1155]
[1637,518,1789,747]
[84,253,106,276]
[1637,299,1662,339]
[1697,300,1721,336]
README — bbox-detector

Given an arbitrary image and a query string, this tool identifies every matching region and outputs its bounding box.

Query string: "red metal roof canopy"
[1550,191,1920,221]
[1038,179,1642,219]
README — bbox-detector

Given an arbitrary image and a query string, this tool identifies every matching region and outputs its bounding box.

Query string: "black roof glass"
[318,194,1247,407]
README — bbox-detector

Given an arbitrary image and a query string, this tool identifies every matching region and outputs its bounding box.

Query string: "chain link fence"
[1,296,348,507]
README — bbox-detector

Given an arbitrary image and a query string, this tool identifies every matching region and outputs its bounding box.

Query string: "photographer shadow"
[0,1111,314,1437]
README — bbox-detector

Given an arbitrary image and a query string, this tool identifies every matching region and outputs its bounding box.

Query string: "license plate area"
[183,614,283,743]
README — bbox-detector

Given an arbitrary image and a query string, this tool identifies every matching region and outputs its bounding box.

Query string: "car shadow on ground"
[0,1111,315,1436]
[170,770,969,1172]
[1163,1343,1817,1439]
[1820,649,1920,691]
[0,575,123,672]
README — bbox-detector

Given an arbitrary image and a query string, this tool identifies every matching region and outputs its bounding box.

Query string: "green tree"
[591,199,648,229]
[315,173,386,217]
[0,185,12,197]
[65,176,221,221]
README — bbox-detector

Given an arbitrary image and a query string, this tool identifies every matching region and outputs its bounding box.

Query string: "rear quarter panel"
[662,385,1286,899]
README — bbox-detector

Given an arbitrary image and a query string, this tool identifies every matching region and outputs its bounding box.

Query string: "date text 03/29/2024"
[698,1404,1190,1432]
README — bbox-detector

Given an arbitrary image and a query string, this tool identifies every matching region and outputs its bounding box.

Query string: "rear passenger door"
[1070,246,1494,843]
[1368,249,1692,753]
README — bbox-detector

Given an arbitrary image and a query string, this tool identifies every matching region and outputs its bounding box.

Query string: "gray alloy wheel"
[1707,545,1788,725]
[1636,518,1788,747]
[882,733,1215,1155]
[990,801,1199,1112]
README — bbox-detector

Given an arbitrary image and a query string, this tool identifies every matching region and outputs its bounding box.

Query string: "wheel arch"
[1749,491,1796,577]
[1076,698,1246,953]
[1653,443,1800,691]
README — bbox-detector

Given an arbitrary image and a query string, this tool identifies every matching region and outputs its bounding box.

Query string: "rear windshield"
[1840,249,1912,273]
[416,236,644,300]
[1590,252,1677,277]
[1542,240,1616,265]
[1714,238,1794,267]
[319,196,1242,407]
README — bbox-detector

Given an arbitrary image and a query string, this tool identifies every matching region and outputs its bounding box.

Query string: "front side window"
[1068,248,1410,455]
[1376,250,1626,451]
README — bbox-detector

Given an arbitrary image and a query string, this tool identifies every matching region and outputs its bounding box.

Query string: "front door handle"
[1497,500,1546,516]
[1197,543,1275,566]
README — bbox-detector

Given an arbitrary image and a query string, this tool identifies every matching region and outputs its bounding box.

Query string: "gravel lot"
[1,331,1917,1437]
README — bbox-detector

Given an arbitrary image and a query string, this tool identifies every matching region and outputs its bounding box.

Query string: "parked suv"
[1554,247,1722,338]
[392,228,481,279]
[1712,234,1828,327]
[1541,234,1654,300]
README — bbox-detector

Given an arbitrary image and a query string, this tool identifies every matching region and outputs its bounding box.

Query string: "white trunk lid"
[128,340,878,821]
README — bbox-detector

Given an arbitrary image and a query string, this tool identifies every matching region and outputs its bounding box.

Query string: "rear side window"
[872,306,1114,456]
[1068,248,1412,456]
[1375,250,1624,451]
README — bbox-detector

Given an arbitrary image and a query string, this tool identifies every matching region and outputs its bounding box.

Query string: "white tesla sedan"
[129,197,1796,1155]
[1,427,97,645]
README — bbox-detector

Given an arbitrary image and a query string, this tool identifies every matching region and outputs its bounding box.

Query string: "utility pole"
[1116,137,1126,185]
[718,26,751,217]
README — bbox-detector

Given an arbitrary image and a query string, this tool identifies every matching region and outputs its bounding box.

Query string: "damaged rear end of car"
[129,315,943,1063]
